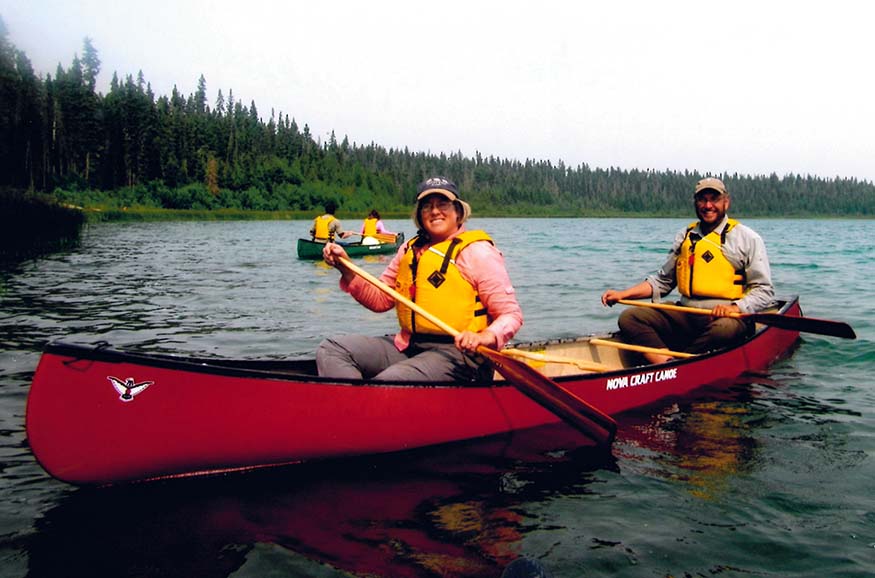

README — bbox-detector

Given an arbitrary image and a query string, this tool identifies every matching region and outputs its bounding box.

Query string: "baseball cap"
[413,176,471,228]
[416,176,460,201]
[694,177,728,196]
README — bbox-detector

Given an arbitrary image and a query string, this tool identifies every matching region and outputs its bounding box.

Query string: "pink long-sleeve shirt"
[339,228,523,351]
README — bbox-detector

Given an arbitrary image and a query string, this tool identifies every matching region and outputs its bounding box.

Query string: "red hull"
[25,298,803,485]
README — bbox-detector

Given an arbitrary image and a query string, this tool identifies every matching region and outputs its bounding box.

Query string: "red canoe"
[25,297,804,485]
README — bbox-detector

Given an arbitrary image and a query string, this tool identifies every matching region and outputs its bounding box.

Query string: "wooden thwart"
[589,338,696,359]
[502,348,610,372]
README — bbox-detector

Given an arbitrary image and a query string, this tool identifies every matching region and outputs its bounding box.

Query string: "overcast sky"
[3,0,874,183]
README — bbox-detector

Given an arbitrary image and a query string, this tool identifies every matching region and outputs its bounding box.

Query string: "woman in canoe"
[358,209,394,245]
[319,176,523,381]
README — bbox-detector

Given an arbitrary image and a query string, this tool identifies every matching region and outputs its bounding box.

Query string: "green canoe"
[296,232,405,260]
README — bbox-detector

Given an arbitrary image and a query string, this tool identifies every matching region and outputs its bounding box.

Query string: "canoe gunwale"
[39,340,482,388]
[39,296,799,387]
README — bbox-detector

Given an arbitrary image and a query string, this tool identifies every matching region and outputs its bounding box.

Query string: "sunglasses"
[419,199,455,213]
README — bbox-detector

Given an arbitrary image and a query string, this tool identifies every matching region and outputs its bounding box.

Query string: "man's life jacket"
[676,218,745,300]
[313,215,337,240]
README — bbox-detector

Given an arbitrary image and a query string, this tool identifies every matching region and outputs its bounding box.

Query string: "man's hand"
[711,303,741,317]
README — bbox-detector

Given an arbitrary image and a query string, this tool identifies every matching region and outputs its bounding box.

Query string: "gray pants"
[316,334,490,382]
[618,306,751,354]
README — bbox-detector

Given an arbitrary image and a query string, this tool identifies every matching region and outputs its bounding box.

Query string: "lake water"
[1,218,873,577]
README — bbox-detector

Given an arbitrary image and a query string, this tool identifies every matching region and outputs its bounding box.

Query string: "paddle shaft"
[337,257,459,336]
[344,231,397,243]
[616,299,856,339]
[336,256,617,444]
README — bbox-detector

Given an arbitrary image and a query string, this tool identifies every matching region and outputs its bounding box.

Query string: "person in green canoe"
[357,209,394,245]
[310,200,349,242]
[600,177,774,364]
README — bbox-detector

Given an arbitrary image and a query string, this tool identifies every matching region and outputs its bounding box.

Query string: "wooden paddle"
[337,256,617,445]
[616,299,856,339]
[343,232,398,243]
[372,232,398,243]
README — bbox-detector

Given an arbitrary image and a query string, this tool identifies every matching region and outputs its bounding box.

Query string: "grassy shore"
[72,205,670,222]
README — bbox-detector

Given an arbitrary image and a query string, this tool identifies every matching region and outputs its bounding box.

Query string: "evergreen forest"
[2,22,874,220]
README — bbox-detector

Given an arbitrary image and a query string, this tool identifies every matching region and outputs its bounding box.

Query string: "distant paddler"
[358,209,395,245]
[310,200,353,242]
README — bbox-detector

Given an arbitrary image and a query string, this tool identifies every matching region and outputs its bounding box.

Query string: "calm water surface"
[1,218,873,577]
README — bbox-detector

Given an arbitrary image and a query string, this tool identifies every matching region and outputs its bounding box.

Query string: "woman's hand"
[454,329,497,354]
[323,242,348,267]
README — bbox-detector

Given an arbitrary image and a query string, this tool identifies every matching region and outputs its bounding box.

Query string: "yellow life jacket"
[395,231,493,337]
[676,218,746,300]
[313,215,336,240]
[362,217,378,236]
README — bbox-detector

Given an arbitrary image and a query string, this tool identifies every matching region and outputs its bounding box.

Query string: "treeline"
[2,24,874,218]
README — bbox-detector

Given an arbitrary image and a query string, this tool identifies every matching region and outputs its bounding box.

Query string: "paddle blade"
[749,313,857,339]
[373,233,397,243]
[478,346,616,446]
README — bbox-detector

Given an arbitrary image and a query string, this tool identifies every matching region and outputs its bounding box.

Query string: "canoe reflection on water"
[24,392,768,578]
[26,424,605,578]
[620,404,756,501]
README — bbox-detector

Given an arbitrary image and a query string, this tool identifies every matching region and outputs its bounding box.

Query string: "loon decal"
[107,376,154,402]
